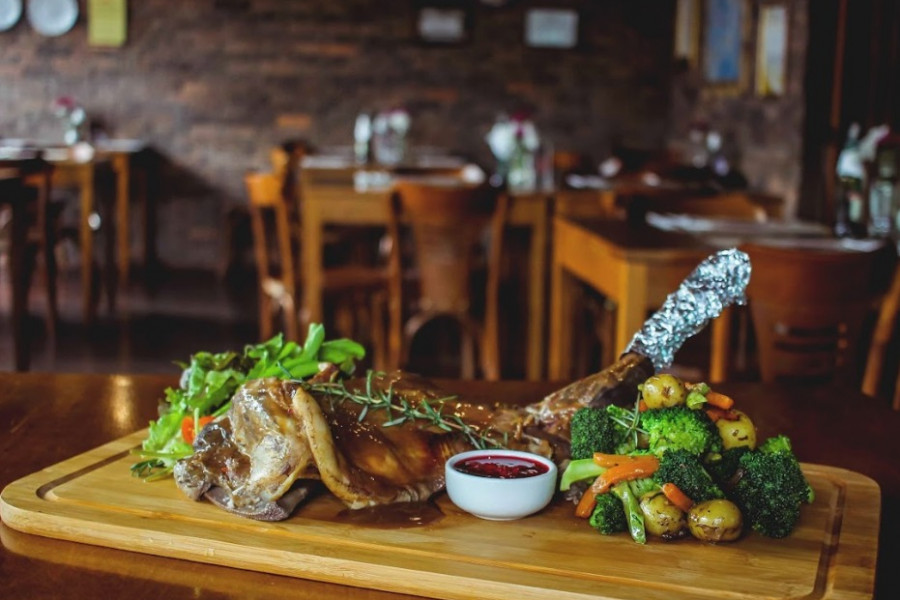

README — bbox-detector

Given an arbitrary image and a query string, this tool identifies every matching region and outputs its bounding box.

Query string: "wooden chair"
[0,157,58,341]
[862,263,900,409]
[245,171,389,366]
[741,242,884,384]
[387,181,508,380]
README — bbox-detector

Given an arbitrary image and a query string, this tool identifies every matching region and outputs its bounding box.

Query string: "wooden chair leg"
[259,293,273,341]
[370,292,387,371]
[893,369,900,411]
[42,240,58,342]
[460,326,476,380]
[283,295,299,342]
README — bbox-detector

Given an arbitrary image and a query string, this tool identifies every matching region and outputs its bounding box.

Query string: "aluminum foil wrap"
[625,248,751,371]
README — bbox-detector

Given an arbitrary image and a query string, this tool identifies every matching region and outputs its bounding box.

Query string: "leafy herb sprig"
[606,393,647,451]
[304,370,507,450]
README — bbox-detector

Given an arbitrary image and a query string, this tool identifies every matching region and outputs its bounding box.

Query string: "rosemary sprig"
[607,394,647,449]
[303,370,507,450]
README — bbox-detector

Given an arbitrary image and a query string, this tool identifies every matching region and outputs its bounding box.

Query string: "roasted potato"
[639,491,688,539]
[715,409,757,450]
[641,374,687,410]
[688,499,743,542]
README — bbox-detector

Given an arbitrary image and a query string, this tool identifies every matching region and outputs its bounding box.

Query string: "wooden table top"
[1,371,897,599]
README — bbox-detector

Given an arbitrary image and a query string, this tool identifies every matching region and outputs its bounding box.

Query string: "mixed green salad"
[130,324,365,481]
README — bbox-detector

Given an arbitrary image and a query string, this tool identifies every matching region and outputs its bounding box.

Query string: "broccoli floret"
[589,492,628,535]
[569,407,620,459]
[653,449,724,503]
[758,435,814,503]
[705,446,750,486]
[639,406,723,457]
[759,434,792,455]
[728,441,814,538]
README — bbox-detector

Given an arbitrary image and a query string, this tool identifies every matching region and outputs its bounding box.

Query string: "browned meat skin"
[174,353,651,519]
[525,352,654,438]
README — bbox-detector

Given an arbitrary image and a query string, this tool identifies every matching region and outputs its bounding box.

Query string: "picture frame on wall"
[524,8,579,49]
[674,0,700,67]
[416,5,470,45]
[755,3,788,96]
[702,0,745,87]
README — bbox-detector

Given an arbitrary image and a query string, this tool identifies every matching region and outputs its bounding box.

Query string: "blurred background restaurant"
[1,0,899,404]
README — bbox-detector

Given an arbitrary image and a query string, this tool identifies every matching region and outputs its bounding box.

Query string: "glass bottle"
[353,112,371,165]
[868,147,897,238]
[834,124,867,238]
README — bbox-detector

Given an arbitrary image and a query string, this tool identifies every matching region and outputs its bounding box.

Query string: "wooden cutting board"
[0,431,880,600]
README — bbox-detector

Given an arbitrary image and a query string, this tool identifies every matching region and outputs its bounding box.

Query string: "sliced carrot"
[706,407,726,422]
[706,407,739,422]
[661,482,694,512]
[592,453,630,468]
[589,456,660,495]
[181,415,215,445]
[638,399,649,412]
[705,390,735,410]
[592,453,653,468]
[575,487,598,518]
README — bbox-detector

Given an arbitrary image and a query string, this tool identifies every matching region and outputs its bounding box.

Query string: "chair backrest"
[390,181,506,315]
[245,171,296,301]
[862,263,900,409]
[742,242,883,383]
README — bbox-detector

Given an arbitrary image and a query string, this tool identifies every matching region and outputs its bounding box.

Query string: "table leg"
[114,154,130,288]
[548,257,576,381]
[7,182,30,371]
[79,166,95,324]
[709,309,732,383]
[615,264,648,357]
[526,200,549,381]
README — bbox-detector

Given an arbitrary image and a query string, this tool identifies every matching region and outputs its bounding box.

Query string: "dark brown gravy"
[331,501,444,529]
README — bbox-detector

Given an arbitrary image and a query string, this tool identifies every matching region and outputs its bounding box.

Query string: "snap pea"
[298,323,326,361]
[318,339,366,363]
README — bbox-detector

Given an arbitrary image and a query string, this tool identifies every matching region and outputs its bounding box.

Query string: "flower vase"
[507,149,536,191]
[373,132,406,166]
[64,123,82,146]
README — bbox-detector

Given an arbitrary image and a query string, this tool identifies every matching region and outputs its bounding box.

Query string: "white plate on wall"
[27,0,78,37]
[0,0,23,31]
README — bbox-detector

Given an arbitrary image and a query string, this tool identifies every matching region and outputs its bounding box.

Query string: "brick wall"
[0,0,808,269]
[667,0,809,217]
[0,0,675,268]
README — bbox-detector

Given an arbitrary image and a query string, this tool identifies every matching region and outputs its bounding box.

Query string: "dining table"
[1,140,150,322]
[0,370,896,599]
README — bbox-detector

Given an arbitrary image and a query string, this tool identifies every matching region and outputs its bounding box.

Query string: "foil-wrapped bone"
[626,248,751,371]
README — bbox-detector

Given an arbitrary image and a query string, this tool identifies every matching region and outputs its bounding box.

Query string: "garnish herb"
[304,370,507,450]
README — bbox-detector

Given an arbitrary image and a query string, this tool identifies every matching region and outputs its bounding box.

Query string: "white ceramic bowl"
[444,449,558,520]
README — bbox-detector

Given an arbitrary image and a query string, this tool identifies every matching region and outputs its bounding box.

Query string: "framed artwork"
[755,3,788,96]
[674,0,700,66]
[416,5,470,45]
[524,8,579,49]
[702,0,744,86]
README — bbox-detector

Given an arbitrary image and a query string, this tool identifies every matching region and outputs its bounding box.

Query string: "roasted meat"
[174,354,653,520]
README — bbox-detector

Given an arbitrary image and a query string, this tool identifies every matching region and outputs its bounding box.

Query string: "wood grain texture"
[1,431,880,600]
